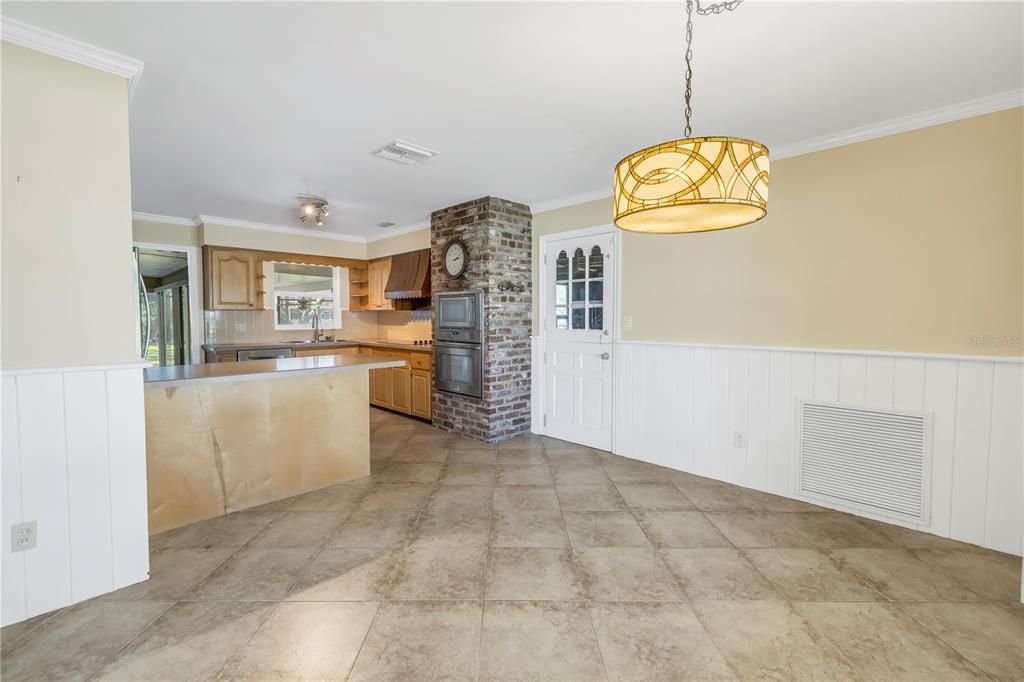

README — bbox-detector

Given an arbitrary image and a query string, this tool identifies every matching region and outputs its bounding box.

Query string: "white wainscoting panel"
[1,363,150,626]
[613,342,1023,556]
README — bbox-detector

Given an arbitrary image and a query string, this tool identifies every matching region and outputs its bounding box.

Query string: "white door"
[543,231,615,450]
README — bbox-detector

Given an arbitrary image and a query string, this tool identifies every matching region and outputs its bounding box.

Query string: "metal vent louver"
[798,401,931,524]
[373,139,439,165]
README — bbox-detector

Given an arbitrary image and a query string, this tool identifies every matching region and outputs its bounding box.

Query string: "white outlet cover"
[732,431,747,449]
[234,323,246,333]
[11,520,36,552]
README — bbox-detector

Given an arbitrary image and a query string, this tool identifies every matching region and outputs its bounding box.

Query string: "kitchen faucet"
[312,309,323,343]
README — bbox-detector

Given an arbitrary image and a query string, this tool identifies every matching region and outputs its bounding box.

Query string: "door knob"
[600,352,610,360]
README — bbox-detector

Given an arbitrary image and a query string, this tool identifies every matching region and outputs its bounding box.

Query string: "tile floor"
[2,408,1022,681]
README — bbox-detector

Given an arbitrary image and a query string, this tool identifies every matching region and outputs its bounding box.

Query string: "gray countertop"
[202,338,434,353]
[144,353,405,388]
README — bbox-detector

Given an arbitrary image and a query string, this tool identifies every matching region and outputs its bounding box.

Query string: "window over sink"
[269,262,346,330]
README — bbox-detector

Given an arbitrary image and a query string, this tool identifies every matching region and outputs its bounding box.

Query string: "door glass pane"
[161,289,176,365]
[555,306,569,329]
[555,283,569,306]
[555,250,569,282]
[588,280,603,303]
[571,281,585,303]
[589,306,604,331]
[571,248,586,280]
[571,306,585,329]
[588,246,604,278]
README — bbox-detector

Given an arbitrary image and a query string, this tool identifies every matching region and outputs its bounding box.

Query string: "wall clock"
[442,238,468,278]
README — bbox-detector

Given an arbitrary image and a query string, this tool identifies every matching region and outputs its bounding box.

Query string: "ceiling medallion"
[613,0,769,234]
[297,194,329,226]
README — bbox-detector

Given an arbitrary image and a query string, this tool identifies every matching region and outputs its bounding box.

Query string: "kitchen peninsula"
[143,353,403,534]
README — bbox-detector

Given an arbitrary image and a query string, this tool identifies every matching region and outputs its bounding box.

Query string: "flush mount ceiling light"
[297,195,329,226]
[613,0,769,234]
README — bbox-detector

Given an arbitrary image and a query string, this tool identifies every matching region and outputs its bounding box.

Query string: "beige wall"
[132,218,198,247]
[366,228,430,259]
[533,108,1024,357]
[2,44,137,369]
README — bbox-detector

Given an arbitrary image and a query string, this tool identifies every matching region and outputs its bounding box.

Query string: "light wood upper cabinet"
[204,247,257,310]
[367,258,394,311]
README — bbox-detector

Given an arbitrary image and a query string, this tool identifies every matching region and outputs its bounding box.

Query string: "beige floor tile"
[563,511,651,547]
[424,484,493,511]
[495,462,553,485]
[497,436,546,452]
[287,548,402,601]
[387,547,486,599]
[549,460,612,485]
[829,548,980,601]
[491,485,560,513]
[388,446,449,463]
[356,483,432,511]
[405,432,459,450]
[93,601,271,681]
[602,459,674,484]
[555,484,629,511]
[479,601,604,681]
[161,512,279,548]
[490,509,569,547]
[448,440,498,451]
[746,490,831,512]
[286,481,369,512]
[589,601,736,681]
[186,547,316,600]
[445,449,498,464]
[438,461,497,485]
[660,548,780,600]
[674,482,765,512]
[484,547,584,600]
[900,601,1024,680]
[411,507,490,547]
[497,449,549,465]
[0,600,171,682]
[779,512,894,548]
[350,601,481,682]
[147,528,180,550]
[220,601,378,681]
[326,510,419,547]
[693,600,858,680]
[796,601,989,681]
[545,449,600,465]
[574,547,681,600]
[856,519,977,550]
[911,548,1023,601]
[634,511,732,548]
[705,511,815,548]
[374,461,442,483]
[615,483,696,511]
[744,548,882,601]
[246,511,346,548]
[102,547,234,601]
[0,610,58,654]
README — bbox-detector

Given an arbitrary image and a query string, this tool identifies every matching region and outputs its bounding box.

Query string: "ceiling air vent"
[373,139,439,165]
[377,221,397,228]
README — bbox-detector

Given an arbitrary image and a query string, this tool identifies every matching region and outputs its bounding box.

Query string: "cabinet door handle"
[600,352,610,360]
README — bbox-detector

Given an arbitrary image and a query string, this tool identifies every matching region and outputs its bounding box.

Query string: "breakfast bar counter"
[143,354,404,534]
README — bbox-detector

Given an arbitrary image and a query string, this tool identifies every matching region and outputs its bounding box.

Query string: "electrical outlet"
[732,431,747,449]
[623,316,633,332]
[11,521,36,552]
[234,323,246,333]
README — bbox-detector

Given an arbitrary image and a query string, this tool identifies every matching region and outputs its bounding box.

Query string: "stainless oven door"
[434,341,482,398]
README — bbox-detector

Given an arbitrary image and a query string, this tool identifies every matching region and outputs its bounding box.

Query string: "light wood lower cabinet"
[367,347,431,419]
[294,347,360,358]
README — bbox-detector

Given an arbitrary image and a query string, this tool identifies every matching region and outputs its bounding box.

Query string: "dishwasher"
[237,348,294,361]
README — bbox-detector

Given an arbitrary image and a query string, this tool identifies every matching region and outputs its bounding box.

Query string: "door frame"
[133,241,205,365]
[533,223,621,442]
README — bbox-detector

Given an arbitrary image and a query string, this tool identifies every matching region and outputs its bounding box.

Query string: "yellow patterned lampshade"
[614,136,770,233]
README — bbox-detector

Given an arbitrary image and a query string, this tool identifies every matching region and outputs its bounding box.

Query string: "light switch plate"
[732,431,747,449]
[11,521,36,552]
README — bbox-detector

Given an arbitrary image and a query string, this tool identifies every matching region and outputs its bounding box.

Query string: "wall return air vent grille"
[797,401,931,524]
[373,139,439,165]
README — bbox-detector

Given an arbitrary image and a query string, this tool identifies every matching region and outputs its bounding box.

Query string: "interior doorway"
[133,244,202,366]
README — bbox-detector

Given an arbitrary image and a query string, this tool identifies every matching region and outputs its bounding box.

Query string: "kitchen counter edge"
[144,354,406,388]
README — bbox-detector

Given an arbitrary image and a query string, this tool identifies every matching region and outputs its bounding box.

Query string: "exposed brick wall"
[431,197,532,442]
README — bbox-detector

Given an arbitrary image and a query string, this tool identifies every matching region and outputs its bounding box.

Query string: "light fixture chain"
[684,0,694,137]
[696,0,744,16]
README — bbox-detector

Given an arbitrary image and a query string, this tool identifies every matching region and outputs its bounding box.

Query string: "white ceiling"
[5,1,1022,239]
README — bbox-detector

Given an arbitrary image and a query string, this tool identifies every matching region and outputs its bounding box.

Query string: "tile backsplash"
[205,309,432,345]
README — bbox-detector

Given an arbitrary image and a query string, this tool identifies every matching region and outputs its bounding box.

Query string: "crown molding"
[194,215,367,244]
[1,17,144,103]
[526,89,1024,215]
[771,88,1024,160]
[530,188,614,215]
[132,211,197,227]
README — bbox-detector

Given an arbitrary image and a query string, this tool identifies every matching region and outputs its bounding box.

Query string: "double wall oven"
[434,290,483,398]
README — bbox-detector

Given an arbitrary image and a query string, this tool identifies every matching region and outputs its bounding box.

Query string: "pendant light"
[613,0,769,234]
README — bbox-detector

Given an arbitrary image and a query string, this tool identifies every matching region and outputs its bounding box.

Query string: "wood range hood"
[384,248,431,300]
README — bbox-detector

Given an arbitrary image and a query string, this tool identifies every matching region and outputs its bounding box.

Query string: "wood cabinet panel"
[391,366,411,412]
[371,366,392,406]
[410,353,431,370]
[294,347,360,358]
[411,368,431,419]
[367,258,394,311]
[204,248,257,310]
